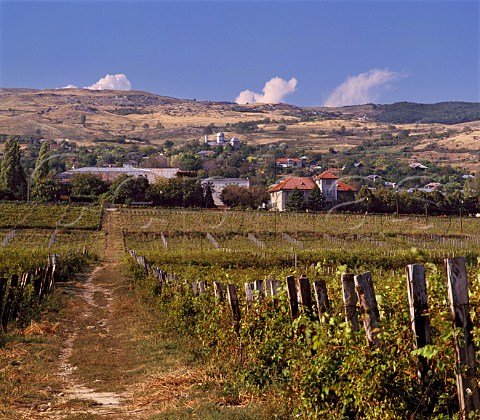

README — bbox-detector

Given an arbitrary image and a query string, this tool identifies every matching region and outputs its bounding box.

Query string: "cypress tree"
[204,184,216,208]
[306,184,324,211]
[0,136,26,199]
[33,141,50,185]
[286,187,306,211]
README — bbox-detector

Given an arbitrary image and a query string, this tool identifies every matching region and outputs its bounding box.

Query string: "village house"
[269,177,316,211]
[268,172,357,211]
[275,158,304,169]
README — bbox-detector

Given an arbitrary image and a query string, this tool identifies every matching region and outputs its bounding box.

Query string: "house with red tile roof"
[268,177,316,211]
[268,173,357,211]
[275,158,304,168]
[336,180,357,203]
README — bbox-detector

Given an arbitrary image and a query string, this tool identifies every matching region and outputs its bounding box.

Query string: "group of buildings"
[204,132,241,149]
[58,162,355,210]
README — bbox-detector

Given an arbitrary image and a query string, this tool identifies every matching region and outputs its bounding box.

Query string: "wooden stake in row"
[445,257,480,418]
[129,248,480,420]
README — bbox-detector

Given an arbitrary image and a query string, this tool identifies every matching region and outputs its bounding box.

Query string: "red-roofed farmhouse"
[269,173,356,211]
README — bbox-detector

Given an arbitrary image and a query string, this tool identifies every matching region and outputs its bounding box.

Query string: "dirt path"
[46,210,145,418]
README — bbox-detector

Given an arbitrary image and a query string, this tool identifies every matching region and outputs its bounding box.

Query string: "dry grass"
[24,320,60,336]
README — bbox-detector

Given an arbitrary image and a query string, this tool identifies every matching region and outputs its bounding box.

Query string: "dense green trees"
[220,185,269,209]
[71,173,109,197]
[109,175,150,204]
[33,141,50,184]
[31,141,58,201]
[149,177,204,207]
[353,186,480,215]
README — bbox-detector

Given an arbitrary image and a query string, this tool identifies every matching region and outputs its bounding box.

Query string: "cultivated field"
[2,205,480,417]
[123,208,480,417]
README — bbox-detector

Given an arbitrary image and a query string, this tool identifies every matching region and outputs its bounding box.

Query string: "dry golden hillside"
[1,88,479,171]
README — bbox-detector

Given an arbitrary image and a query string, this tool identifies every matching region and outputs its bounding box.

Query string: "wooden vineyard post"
[341,273,359,332]
[10,274,23,321]
[355,272,381,348]
[270,279,281,296]
[213,281,224,303]
[286,275,299,320]
[297,275,313,317]
[1,275,19,332]
[268,279,281,307]
[313,279,330,322]
[33,269,43,297]
[199,281,206,295]
[245,282,254,310]
[445,257,480,418]
[227,284,241,332]
[406,264,432,383]
[264,279,272,297]
[253,280,264,301]
[48,254,57,293]
[0,278,7,332]
[192,281,198,297]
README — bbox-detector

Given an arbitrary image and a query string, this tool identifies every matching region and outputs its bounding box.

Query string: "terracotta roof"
[316,171,339,180]
[276,158,302,163]
[336,180,357,192]
[268,177,316,192]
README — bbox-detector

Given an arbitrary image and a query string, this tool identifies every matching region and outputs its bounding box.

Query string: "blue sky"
[1,0,478,106]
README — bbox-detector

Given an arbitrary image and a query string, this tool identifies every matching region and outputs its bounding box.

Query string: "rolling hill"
[1,88,479,171]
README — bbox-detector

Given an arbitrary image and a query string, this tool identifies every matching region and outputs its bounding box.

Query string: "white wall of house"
[316,179,337,202]
[270,189,312,211]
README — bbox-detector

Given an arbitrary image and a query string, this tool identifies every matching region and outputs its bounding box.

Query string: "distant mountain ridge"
[374,101,480,125]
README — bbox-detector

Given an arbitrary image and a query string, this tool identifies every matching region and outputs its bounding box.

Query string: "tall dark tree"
[286,188,306,211]
[306,185,324,211]
[356,186,374,213]
[204,183,216,208]
[33,141,50,185]
[0,136,26,199]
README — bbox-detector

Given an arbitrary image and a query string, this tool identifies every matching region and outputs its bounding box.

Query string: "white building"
[58,167,180,184]
[315,171,338,203]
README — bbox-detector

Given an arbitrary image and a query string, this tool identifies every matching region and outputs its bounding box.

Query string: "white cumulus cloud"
[62,84,78,89]
[85,74,132,91]
[235,77,297,104]
[324,69,404,107]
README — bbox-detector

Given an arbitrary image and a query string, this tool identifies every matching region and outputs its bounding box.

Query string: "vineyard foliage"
[123,208,480,417]
[0,202,103,230]
[0,203,103,329]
